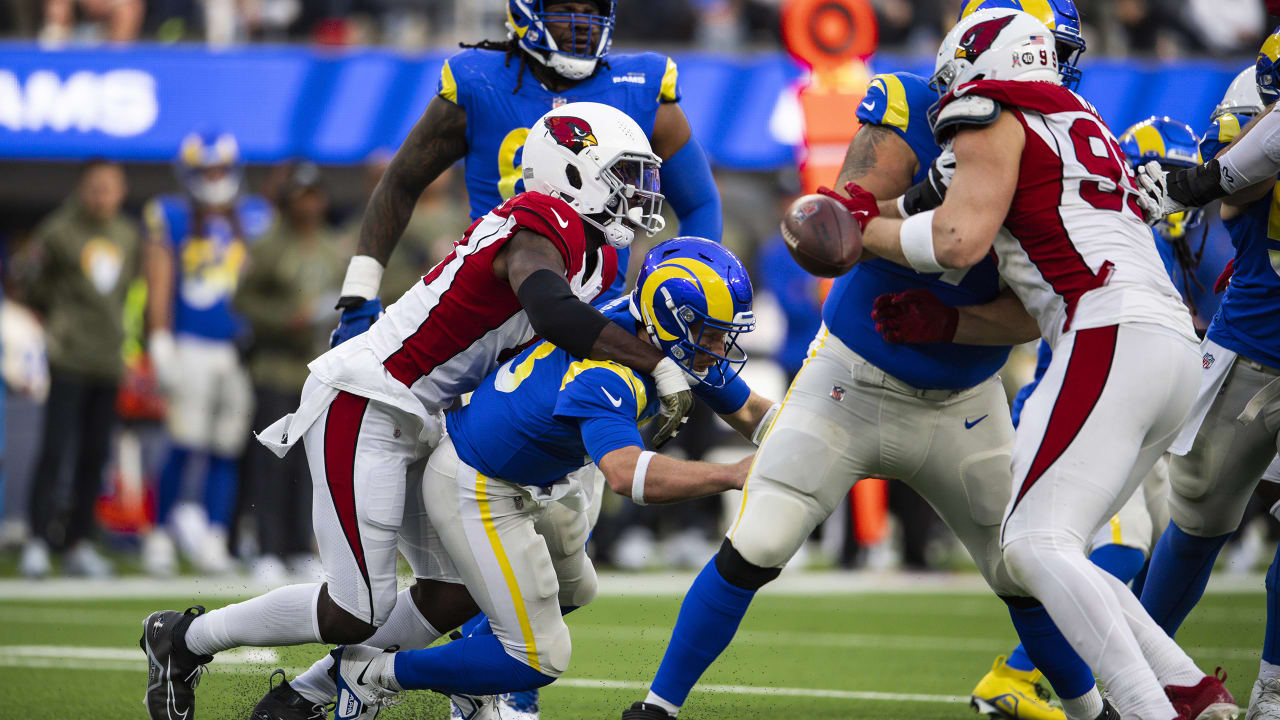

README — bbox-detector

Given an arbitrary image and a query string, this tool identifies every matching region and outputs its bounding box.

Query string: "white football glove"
[147,329,180,392]
[1135,161,1187,225]
[651,357,693,447]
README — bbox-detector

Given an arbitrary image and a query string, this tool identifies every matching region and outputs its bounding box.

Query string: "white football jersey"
[940,80,1196,348]
[309,192,614,428]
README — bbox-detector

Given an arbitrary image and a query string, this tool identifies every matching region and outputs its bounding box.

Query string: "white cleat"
[64,541,113,578]
[142,531,178,578]
[1247,677,1280,720]
[499,690,541,720]
[329,645,401,720]
[450,692,500,720]
[19,538,51,579]
[194,527,235,575]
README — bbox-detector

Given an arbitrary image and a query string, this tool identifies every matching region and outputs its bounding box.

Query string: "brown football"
[780,193,862,278]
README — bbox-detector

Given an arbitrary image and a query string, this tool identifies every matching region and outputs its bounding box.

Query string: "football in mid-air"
[780,193,863,278]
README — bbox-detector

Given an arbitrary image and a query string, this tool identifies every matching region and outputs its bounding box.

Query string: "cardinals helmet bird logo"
[544,116,599,153]
[955,14,1017,60]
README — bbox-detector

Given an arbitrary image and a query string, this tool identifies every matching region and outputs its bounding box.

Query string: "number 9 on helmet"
[628,237,755,389]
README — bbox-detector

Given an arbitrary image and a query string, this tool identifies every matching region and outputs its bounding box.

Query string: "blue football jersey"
[447,302,749,487]
[821,72,1010,390]
[144,195,272,342]
[440,49,680,304]
[1207,183,1280,368]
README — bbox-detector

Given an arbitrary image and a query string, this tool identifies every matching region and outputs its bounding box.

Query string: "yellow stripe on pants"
[475,472,541,672]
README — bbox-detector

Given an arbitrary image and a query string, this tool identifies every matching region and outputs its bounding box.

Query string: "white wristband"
[899,210,946,274]
[895,195,909,219]
[340,255,385,301]
[631,450,656,505]
[751,402,781,446]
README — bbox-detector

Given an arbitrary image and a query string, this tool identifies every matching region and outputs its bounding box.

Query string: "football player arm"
[346,96,468,293]
[717,392,778,444]
[598,445,752,504]
[860,114,1022,272]
[501,230,667,372]
[953,286,1040,345]
[653,103,722,241]
[835,124,918,217]
[1157,106,1280,216]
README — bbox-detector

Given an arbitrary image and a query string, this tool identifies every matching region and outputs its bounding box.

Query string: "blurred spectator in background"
[17,159,140,579]
[41,0,144,44]
[234,162,342,584]
[140,130,272,577]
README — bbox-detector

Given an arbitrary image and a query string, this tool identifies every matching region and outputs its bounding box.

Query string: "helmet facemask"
[511,1,616,81]
[579,151,666,249]
[645,286,754,388]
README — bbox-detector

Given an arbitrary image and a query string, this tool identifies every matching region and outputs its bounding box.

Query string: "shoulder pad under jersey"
[932,95,1001,142]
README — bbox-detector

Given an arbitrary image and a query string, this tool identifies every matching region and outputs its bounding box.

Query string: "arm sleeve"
[661,135,722,242]
[692,368,750,414]
[517,269,611,359]
[1217,107,1280,193]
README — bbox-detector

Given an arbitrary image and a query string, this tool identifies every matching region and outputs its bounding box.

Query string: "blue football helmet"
[629,237,754,389]
[1257,26,1280,105]
[175,128,242,207]
[508,0,615,81]
[1118,116,1203,240]
[957,0,1086,89]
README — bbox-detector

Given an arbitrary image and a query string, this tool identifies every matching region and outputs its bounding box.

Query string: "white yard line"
[0,571,1266,599]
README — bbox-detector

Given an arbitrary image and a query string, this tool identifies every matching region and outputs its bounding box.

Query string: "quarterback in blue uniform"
[1136,47,1280,718]
[330,0,722,356]
[621,4,1125,720]
[323,239,775,719]
[141,129,272,577]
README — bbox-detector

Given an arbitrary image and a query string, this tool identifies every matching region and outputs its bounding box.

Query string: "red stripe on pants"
[1012,325,1119,510]
[324,391,371,610]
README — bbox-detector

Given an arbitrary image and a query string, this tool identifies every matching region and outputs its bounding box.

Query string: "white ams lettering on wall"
[0,69,158,137]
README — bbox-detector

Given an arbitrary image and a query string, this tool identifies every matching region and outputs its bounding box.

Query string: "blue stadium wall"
[0,42,1249,170]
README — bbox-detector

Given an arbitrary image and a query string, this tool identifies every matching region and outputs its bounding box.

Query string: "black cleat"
[251,670,329,720]
[1095,699,1120,720]
[140,606,214,720]
[621,702,676,719]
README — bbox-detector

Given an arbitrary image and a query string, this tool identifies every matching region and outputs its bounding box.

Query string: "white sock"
[643,691,680,717]
[1061,687,1104,720]
[292,588,442,704]
[1260,659,1280,683]
[1105,571,1202,688]
[1004,535,1177,718]
[184,584,323,656]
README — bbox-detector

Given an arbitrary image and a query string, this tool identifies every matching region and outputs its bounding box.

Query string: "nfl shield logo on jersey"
[831,385,845,401]
[1202,352,1215,369]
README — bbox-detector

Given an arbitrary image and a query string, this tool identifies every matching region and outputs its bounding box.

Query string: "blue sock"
[392,633,554,694]
[204,455,239,529]
[1088,543,1148,587]
[1130,559,1151,598]
[1139,523,1232,637]
[156,447,191,526]
[650,558,757,706]
[1005,644,1036,672]
[1005,599,1096,700]
[1265,542,1280,665]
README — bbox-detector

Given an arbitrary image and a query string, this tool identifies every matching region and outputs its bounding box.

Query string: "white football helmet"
[931,8,1060,95]
[1212,65,1265,121]
[521,101,665,249]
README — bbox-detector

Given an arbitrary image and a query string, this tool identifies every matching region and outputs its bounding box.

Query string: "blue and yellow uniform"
[438,48,716,302]
[447,301,748,485]
[143,195,272,341]
[822,72,1009,390]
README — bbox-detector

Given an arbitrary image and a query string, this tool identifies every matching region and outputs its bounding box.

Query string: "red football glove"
[871,289,959,344]
[817,182,880,232]
[1214,258,1235,294]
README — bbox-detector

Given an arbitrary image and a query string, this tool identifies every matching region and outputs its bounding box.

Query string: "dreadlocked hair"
[458,38,530,94]
[1167,221,1209,320]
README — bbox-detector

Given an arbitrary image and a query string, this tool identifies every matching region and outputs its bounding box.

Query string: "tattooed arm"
[834,124,919,214]
[356,96,469,266]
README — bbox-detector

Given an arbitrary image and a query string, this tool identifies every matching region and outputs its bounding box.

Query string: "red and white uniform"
[258,191,615,626]
[937,80,1204,713]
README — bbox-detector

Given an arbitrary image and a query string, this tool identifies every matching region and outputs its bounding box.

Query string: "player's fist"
[330,297,383,348]
[817,182,880,232]
[1135,161,1187,224]
[651,357,693,447]
[1214,258,1235,294]
[871,289,959,344]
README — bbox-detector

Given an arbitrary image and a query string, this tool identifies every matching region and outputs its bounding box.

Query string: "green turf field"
[0,586,1266,719]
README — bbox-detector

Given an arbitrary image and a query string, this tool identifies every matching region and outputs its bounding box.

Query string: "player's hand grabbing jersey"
[935,79,1196,346]
[824,72,1008,391]
[447,300,748,488]
[309,191,617,434]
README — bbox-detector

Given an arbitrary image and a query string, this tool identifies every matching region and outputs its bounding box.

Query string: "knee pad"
[728,489,818,569]
[558,555,598,609]
[1002,534,1085,589]
[715,539,782,591]
[537,620,573,678]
